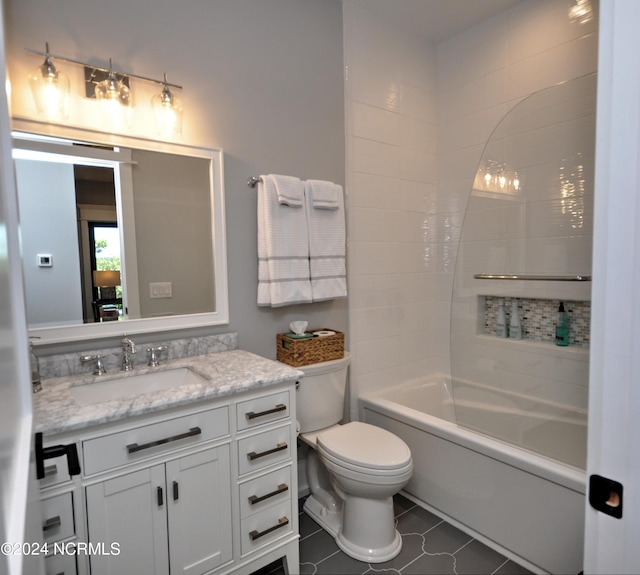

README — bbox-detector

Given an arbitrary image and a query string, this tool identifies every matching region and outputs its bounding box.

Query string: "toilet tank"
[295,352,350,433]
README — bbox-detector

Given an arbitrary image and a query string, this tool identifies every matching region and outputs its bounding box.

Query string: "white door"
[0,2,43,575]
[584,0,640,572]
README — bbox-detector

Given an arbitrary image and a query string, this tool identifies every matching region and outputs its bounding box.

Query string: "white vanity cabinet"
[37,380,299,575]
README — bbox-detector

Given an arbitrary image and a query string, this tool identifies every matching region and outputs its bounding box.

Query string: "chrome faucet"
[121,335,137,371]
[147,345,168,367]
[81,354,107,375]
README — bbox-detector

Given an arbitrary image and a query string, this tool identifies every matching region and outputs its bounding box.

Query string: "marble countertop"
[34,349,303,435]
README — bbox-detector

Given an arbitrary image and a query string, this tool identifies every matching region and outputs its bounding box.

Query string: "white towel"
[307,179,339,209]
[272,174,305,207]
[305,179,347,301]
[257,174,312,307]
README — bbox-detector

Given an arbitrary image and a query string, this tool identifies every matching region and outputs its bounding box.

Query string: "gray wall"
[6,0,347,359]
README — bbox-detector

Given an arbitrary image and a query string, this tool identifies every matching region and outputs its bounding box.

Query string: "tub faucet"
[121,335,137,371]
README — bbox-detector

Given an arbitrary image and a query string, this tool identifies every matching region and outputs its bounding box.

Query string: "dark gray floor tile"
[396,504,442,535]
[315,549,369,575]
[493,559,534,575]
[364,532,427,572]
[299,527,340,564]
[401,551,459,574]
[299,562,317,575]
[299,510,323,539]
[423,522,473,554]
[394,493,416,516]
[455,539,510,575]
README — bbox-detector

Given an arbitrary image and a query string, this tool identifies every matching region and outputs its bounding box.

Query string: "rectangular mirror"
[12,119,228,343]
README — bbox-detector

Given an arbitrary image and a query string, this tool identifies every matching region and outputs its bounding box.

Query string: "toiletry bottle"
[496,300,507,338]
[29,340,42,393]
[555,301,569,346]
[509,300,522,340]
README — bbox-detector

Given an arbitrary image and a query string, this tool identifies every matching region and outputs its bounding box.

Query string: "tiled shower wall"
[344,0,598,413]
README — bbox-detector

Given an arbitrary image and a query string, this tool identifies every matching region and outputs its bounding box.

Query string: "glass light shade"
[28,57,70,120]
[95,71,132,130]
[152,84,183,137]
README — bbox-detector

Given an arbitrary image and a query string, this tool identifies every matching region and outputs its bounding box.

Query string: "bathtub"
[359,377,586,574]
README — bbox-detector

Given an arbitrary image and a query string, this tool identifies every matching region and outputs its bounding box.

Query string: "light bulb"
[152,78,183,137]
[94,65,132,130]
[28,46,69,120]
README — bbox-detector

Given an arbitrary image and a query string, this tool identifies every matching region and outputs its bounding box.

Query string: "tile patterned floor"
[256,494,534,575]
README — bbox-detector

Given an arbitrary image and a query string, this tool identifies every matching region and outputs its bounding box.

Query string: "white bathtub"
[360,377,586,574]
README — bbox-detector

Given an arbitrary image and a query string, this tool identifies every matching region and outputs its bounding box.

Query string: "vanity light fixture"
[28,43,70,121]
[25,44,184,135]
[151,74,183,136]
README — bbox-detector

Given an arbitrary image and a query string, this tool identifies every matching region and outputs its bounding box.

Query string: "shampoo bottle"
[496,300,507,338]
[509,300,522,340]
[555,302,569,346]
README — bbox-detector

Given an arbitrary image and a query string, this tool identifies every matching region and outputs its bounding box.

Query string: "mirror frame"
[13,117,229,343]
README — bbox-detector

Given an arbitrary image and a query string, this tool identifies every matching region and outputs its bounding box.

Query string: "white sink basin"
[70,367,207,406]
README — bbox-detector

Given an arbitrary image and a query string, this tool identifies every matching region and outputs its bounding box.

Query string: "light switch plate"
[149,282,172,298]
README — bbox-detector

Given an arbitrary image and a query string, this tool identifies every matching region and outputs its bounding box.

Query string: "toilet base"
[303,492,403,563]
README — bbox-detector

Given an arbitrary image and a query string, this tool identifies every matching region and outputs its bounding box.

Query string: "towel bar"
[474,273,591,281]
[247,176,262,187]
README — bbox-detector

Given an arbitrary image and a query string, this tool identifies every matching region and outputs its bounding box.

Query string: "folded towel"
[257,175,312,307]
[307,178,339,209]
[272,174,305,207]
[305,180,347,301]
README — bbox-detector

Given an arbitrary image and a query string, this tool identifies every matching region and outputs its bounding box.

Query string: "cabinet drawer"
[236,390,291,432]
[39,452,72,489]
[45,549,77,575]
[239,466,292,519]
[83,405,229,476]
[41,493,74,544]
[240,500,293,556]
[237,425,293,476]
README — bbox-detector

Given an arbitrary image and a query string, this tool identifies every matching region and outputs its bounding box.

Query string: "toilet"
[295,353,413,563]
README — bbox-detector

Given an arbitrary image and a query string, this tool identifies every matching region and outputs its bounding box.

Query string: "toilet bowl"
[294,353,413,563]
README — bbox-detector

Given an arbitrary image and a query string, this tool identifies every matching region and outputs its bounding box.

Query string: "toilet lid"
[317,421,411,471]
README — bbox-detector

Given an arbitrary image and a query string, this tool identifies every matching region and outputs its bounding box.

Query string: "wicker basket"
[276,330,344,367]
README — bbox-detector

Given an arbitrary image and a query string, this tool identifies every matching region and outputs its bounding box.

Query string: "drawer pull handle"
[249,516,289,541]
[246,403,287,420]
[127,427,202,454]
[247,442,288,461]
[157,486,164,507]
[42,515,61,531]
[249,483,289,505]
[173,481,179,501]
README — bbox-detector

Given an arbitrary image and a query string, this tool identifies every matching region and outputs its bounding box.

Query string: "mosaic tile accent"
[483,297,590,347]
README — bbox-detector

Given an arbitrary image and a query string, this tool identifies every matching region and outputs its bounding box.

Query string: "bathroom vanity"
[34,348,302,575]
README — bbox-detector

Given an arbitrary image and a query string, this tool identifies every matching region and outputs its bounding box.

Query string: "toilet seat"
[317,421,412,474]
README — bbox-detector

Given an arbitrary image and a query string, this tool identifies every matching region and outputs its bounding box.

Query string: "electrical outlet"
[149,282,172,298]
